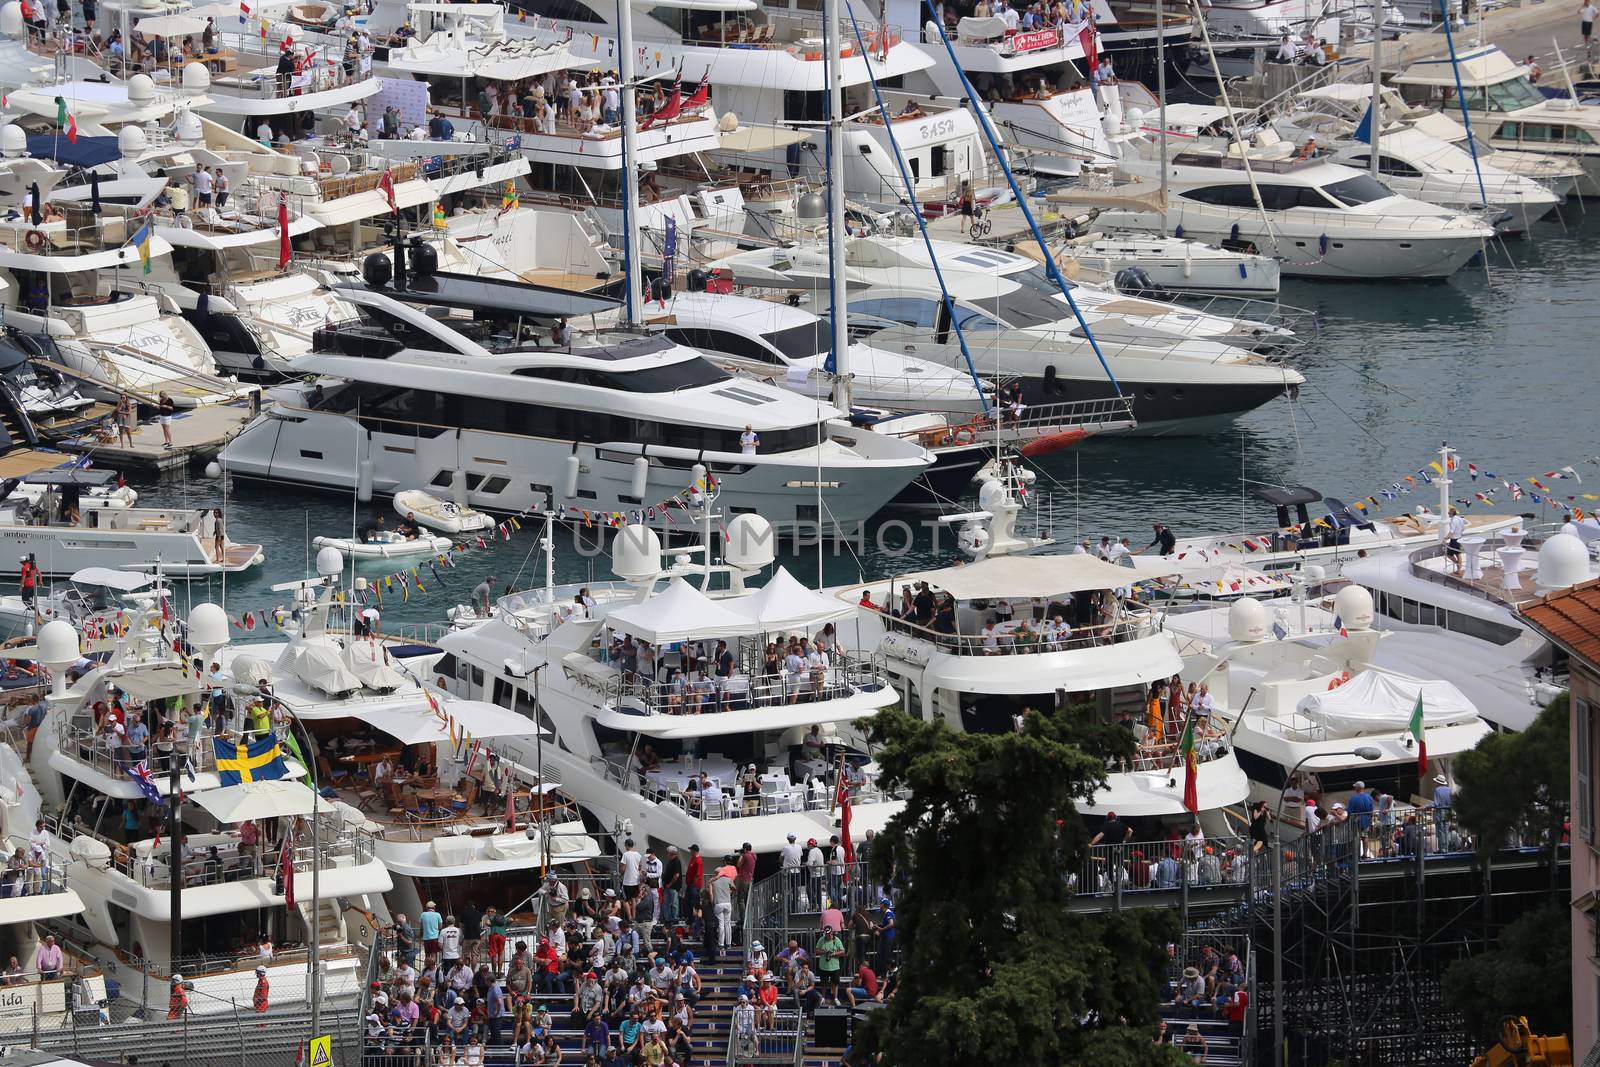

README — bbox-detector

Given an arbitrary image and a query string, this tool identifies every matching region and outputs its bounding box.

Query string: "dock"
[57,399,259,475]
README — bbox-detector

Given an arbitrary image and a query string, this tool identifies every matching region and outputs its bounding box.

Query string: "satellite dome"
[0,124,25,158]
[1332,585,1374,631]
[181,62,211,92]
[128,74,156,103]
[316,545,345,577]
[717,111,738,132]
[37,620,80,668]
[796,191,825,221]
[976,479,1006,514]
[1537,533,1589,591]
[117,124,148,154]
[0,2,23,38]
[171,106,203,144]
[1227,597,1270,643]
[612,523,662,581]
[724,514,774,571]
[187,603,230,649]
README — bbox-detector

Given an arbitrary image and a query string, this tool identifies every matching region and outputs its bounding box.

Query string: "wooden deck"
[58,400,258,474]
[0,449,90,479]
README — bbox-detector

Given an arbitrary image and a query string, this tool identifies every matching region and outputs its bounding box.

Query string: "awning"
[860,553,1179,602]
[25,135,121,169]
[718,124,807,153]
[111,666,202,701]
[135,13,210,34]
[193,780,320,823]
[604,578,753,644]
[70,567,158,591]
[727,567,854,630]
[345,697,547,745]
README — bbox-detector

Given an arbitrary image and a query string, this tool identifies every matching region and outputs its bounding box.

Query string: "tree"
[854,703,1190,1067]
[1454,694,1569,857]
[1442,903,1571,1044]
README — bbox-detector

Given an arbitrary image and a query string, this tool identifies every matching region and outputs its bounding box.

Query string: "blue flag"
[128,760,167,806]
[1353,102,1374,145]
[214,734,289,785]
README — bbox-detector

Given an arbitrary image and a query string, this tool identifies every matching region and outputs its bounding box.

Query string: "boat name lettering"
[919,117,958,140]
[1009,28,1059,52]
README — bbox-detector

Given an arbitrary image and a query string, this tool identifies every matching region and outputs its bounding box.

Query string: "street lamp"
[1272,746,1381,1067]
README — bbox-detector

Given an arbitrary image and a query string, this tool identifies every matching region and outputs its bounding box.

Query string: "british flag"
[128,760,167,806]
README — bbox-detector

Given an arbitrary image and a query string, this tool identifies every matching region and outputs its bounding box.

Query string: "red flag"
[1178,711,1199,814]
[277,197,291,269]
[377,168,397,214]
[684,70,709,110]
[504,781,517,830]
[835,775,854,866]
[640,73,682,130]
[1077,23,1099,75]
[279,831,296,907]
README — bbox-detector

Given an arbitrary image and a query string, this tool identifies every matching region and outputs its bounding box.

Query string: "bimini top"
[1252,485,1322,507]
[340,269,619,320]
[864,553,1179,602]
[605,578,754,643]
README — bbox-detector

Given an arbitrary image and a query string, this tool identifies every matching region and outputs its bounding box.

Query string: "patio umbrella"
[89,171,102,215]
[29,183,41,227]
[193,780,320,823]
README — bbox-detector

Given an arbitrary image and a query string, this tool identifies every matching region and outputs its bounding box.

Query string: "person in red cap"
[1091,811,1131,846]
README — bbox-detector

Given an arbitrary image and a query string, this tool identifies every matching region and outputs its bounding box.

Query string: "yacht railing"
[0,858,71,899]
[52,818,375,891]
[588,650,887,718]
[873,396,1137,446]
[1405,536,1556,607]
[595,755,904,821]
[868,603,1150,656]
[55,719,248,780]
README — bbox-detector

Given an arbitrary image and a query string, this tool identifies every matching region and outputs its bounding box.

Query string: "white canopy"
[1294,671,1479,735]
[69,568,157,591]
[605,578,752,644]
[728,567,853,631]
[864,553,1179,602]
[136,13,209,35]
[346,697,547,746]
[193,780,319,823]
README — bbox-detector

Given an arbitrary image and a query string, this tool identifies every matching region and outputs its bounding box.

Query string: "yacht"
[26,605,389,1023]
[832,543,1251,836]
[712,236,1307,434]
[218,258,934,531]
[1275,84,1565,233]
[218,553,606,917]
[1393,46,1600,198]
[1337,528,1594,731]
[436,515,908,861]
[1163,587,1494,826]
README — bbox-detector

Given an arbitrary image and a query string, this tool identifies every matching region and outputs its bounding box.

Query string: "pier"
[56,398,260,475]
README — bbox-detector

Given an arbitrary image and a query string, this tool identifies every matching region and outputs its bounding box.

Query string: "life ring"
[1326,670,1350,691]
[952,423,976,445]
[24,230,45,251]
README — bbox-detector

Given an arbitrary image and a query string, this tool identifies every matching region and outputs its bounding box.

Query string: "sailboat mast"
[1157,0,1168,229]
[825,0,852,412]
[1370,0,1382,178]
[618,0,643,324]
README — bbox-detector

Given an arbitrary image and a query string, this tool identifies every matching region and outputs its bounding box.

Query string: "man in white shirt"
[602,82,620,125]
[1445,507,1466,576]
[191,166,213,209]
[999,0,1020,30]
[1562,512,1582,539]
[343,104,362,140]
[1107,537,1132,564]
[255,119,273,144]
[740,425,760,455]
[619,837,643,916]
[439,916,463,966]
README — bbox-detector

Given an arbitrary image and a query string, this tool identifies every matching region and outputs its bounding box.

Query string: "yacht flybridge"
[219,254,933,530]
[437,515,907,859]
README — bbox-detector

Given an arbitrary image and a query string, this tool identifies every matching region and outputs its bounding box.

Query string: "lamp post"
[1271,746,1381,1067]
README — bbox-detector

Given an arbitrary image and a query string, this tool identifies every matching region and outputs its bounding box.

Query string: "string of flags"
[554,472,720,531]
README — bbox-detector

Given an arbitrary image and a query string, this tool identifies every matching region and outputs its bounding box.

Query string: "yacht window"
[954,308,1006,331]
[1567,127,1596,144]
[1484,77,1543,111]
[852,297,942,329]
[665,327,786,364]
[761,322,832,361]
[512,0,605,22]
[1011,264,1078,293]
[512,359,730,391]
[1495,122,1520,138]
[1346,153,1423,178]
[1518,123,1555,141]
[1321,175,1394,206]
[1181,184,1260,208]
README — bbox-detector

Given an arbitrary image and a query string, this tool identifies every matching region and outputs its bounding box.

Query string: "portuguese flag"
[1409,692,1427,778]
[1178,710,1199,814]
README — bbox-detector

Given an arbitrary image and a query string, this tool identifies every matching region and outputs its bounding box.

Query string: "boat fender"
[1239,263,1248,280]
[1319,233,1329,256]
[357,459,374,503]
[1043,364,1059,395]
[1230,223,1240,243]
[562,454,581,499]
[450,468,468,506]
[1173,225,1183,239]
[630,456,650,500]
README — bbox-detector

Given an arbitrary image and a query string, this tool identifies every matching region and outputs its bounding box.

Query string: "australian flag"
[128,760,167,806]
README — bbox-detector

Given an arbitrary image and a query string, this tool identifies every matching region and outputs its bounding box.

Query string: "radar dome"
[0,2,23,38]
[724,514,775,571]
[187,603,230,649]
[717,111,738,132]
[1303,564,1326,583]
[976,478,1006,514]
[1537,533,1589,591]
[36,620,80,668]
[611,523,662,581]
[1227,597,1270,643]
[171,106,203,144]
[128,73,156,103]
[117,124,147,155]
[316,545,345,577]
[0,124,25,158]
[180,62,211,92]
[797,191,826,221]
[1332,585,1374,631]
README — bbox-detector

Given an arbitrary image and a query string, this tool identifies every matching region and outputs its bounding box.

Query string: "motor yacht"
[1162,588,1493,827]
[832,545,1251,836]
[1393,46,1600,198]
[711,235,1306,434]
[1107,108,1497,279]
[219,259,933,531]
[435,515,908,862]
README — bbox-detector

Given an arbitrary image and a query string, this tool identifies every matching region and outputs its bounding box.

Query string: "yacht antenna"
[1369,0,1382,178]
[825,0,852,413]
[542,510,555,631]
[617,0,644,325]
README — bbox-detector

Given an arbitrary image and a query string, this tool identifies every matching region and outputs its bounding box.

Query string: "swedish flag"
[214,734,289,785]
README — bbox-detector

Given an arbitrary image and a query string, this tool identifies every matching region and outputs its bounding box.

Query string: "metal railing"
[571,650,889,717]
[1074,837,1253,899]
[870,604,1150,657]
[56,719,242,781]
[0,859,70,899]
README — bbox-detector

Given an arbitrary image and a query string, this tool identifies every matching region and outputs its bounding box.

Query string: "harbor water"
[134,207,1600,627]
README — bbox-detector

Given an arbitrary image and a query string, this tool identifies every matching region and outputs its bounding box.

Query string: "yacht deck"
[59,399,258,474]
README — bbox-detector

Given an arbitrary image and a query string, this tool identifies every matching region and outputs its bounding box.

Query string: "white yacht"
[26,605,389,1017]
[219,262,933,531]
[1107,110,1497,279]
[436,516,908,861]
[833,545,1251,835]
[1276,84,1564,233]
[1163,588,1493,825]
[1393,46,1600,198]
[712,235,1306,433]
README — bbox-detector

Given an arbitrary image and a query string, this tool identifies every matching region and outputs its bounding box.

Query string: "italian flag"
[1409,692,1427,778]
[1178,710,1199,814]
[55,96,77,143]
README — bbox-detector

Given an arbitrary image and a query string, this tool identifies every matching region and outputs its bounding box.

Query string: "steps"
[300,898,344,946]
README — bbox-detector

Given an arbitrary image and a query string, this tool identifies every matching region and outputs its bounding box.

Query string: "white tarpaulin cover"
[861,553,1179,602]
[728,567,854,630]
[346,697,544,746]
[1295,671,1479,735]
[605,578,752,643]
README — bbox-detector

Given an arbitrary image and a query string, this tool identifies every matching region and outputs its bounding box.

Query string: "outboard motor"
[1113,267,1174,302]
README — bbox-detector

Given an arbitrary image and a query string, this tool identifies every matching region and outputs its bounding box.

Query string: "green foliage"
[854,704,1191,1067]
[1442,903,1572,1044]
[1454,694,1569,854]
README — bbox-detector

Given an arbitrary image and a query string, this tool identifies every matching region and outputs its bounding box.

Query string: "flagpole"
[309,731,321,1044]
[170,686,187,970]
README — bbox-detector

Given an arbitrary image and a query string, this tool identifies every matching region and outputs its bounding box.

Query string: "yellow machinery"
[1471,1016,1573,1067]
